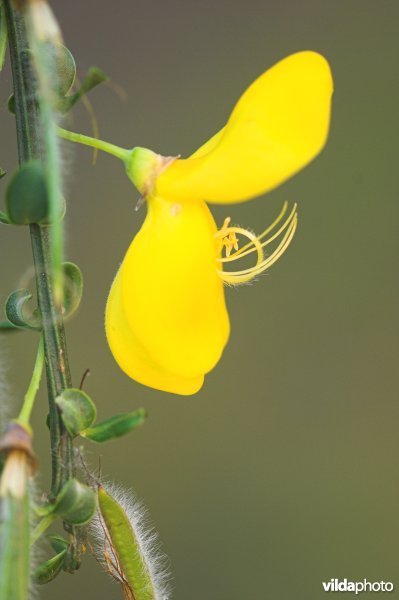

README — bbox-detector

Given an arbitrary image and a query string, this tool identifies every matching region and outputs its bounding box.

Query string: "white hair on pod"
[90,481,172,600]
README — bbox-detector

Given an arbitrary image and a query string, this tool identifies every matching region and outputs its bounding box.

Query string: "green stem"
[5,1,72,489]
[17,334,44,426]
[4,1,80,571]
[29,225,74,491]
[31,514,56,546]
[0,1,7,72]
[57,127,130,161]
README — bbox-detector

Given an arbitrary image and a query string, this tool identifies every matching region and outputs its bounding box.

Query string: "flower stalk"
[16,334,44,427]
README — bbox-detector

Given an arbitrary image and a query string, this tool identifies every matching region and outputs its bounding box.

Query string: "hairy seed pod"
[92,484,170,600]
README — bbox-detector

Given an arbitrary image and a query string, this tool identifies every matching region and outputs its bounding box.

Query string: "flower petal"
[106,270,204,395]
[156,51,333,204]
[105,195,230,395]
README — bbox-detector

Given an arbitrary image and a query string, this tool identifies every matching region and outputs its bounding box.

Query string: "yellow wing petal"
[106,269,205,395]
[106,195,230,395]
[156,51,333,204]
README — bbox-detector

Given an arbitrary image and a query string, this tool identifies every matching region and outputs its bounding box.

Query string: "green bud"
[56,388,96,437]
[52,479,96,525]
[82,408,147,443]
[5,161,66,225]
[33,549,67,584]
[5,161,49,225]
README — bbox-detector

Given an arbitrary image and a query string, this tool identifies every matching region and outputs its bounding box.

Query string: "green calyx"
[56,127,176,198]
[124,146,164,195]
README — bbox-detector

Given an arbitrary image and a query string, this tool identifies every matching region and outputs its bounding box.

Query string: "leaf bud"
[56,388,97,437]
[52,479,96,525]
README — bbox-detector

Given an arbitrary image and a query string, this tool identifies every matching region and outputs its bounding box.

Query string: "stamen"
[218,218,239,256]
[219,203,297,263]
[216,222,264,266]
[232,201,289,257]
[216,203,298,285]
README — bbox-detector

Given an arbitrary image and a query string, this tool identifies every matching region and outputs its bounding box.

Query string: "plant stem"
[31,514,56,546]
[29,225,73,490]
[0,2,7,72]
[17,334,44,426]
[57,126,130,161]
[4,0,80,570]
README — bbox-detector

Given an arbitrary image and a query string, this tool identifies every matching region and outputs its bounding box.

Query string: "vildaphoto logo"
[322,579,394,594]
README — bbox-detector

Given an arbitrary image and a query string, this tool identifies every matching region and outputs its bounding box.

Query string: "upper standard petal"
[155,51,333,204]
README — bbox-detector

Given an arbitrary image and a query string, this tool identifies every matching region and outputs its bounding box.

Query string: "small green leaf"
[33,550,67,584]
[80,66,108,92]
[0,214,10,228]
[52,479,96,525]
[7,94,15,114]
[0,211,10,224]
[0,168,6,179]
[53,44,76,96]
[61,66,108,113]
[47,534,69,554]
[5,161,49,225]
[82,408,147,443]
[56,388,96,437]
[5,289,41,330]
[0,321,19,331]
[62,262,83,319]
[37,44,76,111]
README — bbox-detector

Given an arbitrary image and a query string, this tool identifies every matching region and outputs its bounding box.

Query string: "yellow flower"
[59,51,333,396]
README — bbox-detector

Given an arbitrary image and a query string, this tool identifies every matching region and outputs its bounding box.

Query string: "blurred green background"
[1,0,399,598]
